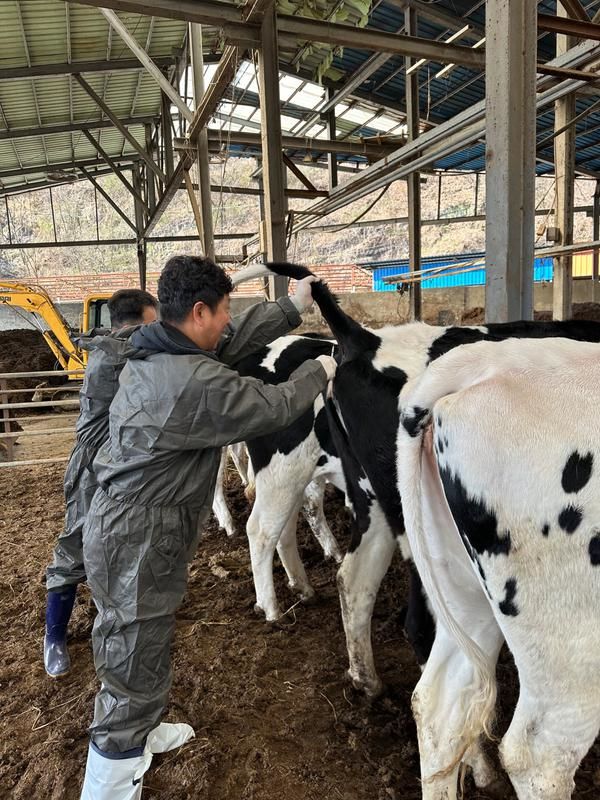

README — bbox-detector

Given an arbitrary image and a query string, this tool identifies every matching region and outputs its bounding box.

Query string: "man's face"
[142,305,158,324]
[196,295,231,350]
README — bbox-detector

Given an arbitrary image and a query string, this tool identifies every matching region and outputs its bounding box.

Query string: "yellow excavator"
[0,280,111,380]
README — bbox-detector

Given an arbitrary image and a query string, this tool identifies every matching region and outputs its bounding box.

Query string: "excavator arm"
[0,281,86,376]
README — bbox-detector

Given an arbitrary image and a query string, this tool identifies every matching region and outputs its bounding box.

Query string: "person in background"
[44,289,159,678]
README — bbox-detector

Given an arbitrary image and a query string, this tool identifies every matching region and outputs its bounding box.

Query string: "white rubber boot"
[80,722,195,800]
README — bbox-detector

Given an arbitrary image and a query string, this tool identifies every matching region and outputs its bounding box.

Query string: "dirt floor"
[0,463,599,800]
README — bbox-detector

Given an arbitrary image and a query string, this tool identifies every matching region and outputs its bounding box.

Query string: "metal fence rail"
[0,369,80,467]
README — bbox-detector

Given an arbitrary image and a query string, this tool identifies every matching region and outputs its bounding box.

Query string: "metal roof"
[0,1,188,192]
[2,0,600,197]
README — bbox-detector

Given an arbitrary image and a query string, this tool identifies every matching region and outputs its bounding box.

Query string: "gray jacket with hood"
[82,298,329,753]
[48,296,308,591]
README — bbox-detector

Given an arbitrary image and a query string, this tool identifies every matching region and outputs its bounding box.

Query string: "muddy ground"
[0,464,599,800]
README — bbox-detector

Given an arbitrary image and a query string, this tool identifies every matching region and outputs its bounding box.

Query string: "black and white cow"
[234,334,346,619]
[243,262,600,704]
[398,337,600,799]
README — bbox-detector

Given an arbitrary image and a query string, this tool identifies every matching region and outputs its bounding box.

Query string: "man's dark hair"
[108,289,158,328]
[158,255,233,322]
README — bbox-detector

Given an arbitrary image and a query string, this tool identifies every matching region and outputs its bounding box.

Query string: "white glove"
[290,275,318,313]
[315,354,337,382]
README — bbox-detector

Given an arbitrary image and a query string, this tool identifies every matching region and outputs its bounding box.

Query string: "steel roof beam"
[79,165,137,232]
[82,129,150,212]
[538,12,600,40]
[558,0,590,22]
[98,8,194,122]
[71,0,486,67]
[0,57,179,81]
[74,74,166,181]
[275,39,600,237]
[0,156,141,180]
[0,116,158,142]
[197,131,396,157]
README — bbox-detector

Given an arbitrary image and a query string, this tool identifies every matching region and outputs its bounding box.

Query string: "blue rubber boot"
[44,585,77,678]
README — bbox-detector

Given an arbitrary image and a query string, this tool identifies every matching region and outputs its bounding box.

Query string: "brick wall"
[37,263,373,302]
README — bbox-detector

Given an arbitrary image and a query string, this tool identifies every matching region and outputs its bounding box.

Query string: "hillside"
[0,156,595,280]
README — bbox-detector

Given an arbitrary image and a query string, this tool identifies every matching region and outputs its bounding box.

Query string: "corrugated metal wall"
[370,252,587,291]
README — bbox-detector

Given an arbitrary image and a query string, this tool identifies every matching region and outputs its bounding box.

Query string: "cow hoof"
[254,602,283,622]
[345,669,383,699]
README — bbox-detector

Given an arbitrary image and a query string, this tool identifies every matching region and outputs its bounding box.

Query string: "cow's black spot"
[436,437,444,454]
[331,357,405,540]
[499,578,519,616]
[444,437,449,448]
[589,534,600,565]
[316,455,328,467]
[403,565,436,666]
[561,451,594,494]
[402,406,429,438]
[474,557,493,599]
[436,416,442,428]
[541,523,550,537]
[314,405,337,458]
[382,365,408,384]
[236,337,338,475]
[439,467,511,557]
[558,505,583,534]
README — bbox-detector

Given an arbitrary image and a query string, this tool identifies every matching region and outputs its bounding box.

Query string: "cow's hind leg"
[276,501,317,604]
[412,611,503,800]
[337,507,397,698]
[212,448,235,537]
[301,478,343,563]
[500,676,600,800]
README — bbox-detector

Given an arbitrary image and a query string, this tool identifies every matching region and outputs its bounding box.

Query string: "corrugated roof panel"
[18,1,70,65]
[0,4,29,69]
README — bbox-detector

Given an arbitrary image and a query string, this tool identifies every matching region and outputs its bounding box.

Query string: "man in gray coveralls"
[79,255,336,799]
[44,289,159,678]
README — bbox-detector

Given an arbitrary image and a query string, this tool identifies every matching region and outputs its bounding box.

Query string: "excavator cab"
[81,294,112,332]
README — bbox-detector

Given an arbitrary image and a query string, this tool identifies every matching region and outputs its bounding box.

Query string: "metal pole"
[49,187,58,243]
[98,7,193,122]
[552,10,575,320]
[325,86,338,191]
[257,7,288,298]
[190,22,215,260]
[145,123,156,213]
[485,0,536,322]
[132,163,147,289]
[161,91,175,180]
[593,180,600,302]
[0,380,16,463]
[405,6,422,322]
[5,197,12,245]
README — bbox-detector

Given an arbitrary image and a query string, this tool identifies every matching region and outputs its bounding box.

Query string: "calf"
[235,334,346,619]
[398,337,600,799]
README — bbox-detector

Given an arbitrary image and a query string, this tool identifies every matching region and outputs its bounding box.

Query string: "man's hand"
[315,354,337,382]
[290,275,318,314]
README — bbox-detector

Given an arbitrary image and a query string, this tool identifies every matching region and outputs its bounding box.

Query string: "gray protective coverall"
[82,301,328,753]
[46,328,135,591]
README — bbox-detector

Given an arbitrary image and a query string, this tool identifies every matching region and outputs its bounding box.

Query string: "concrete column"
[190,23,215,261]
[257,6,288,298]
[552,10,575,320]
[484,0,536,322]
[405,6,422,322]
